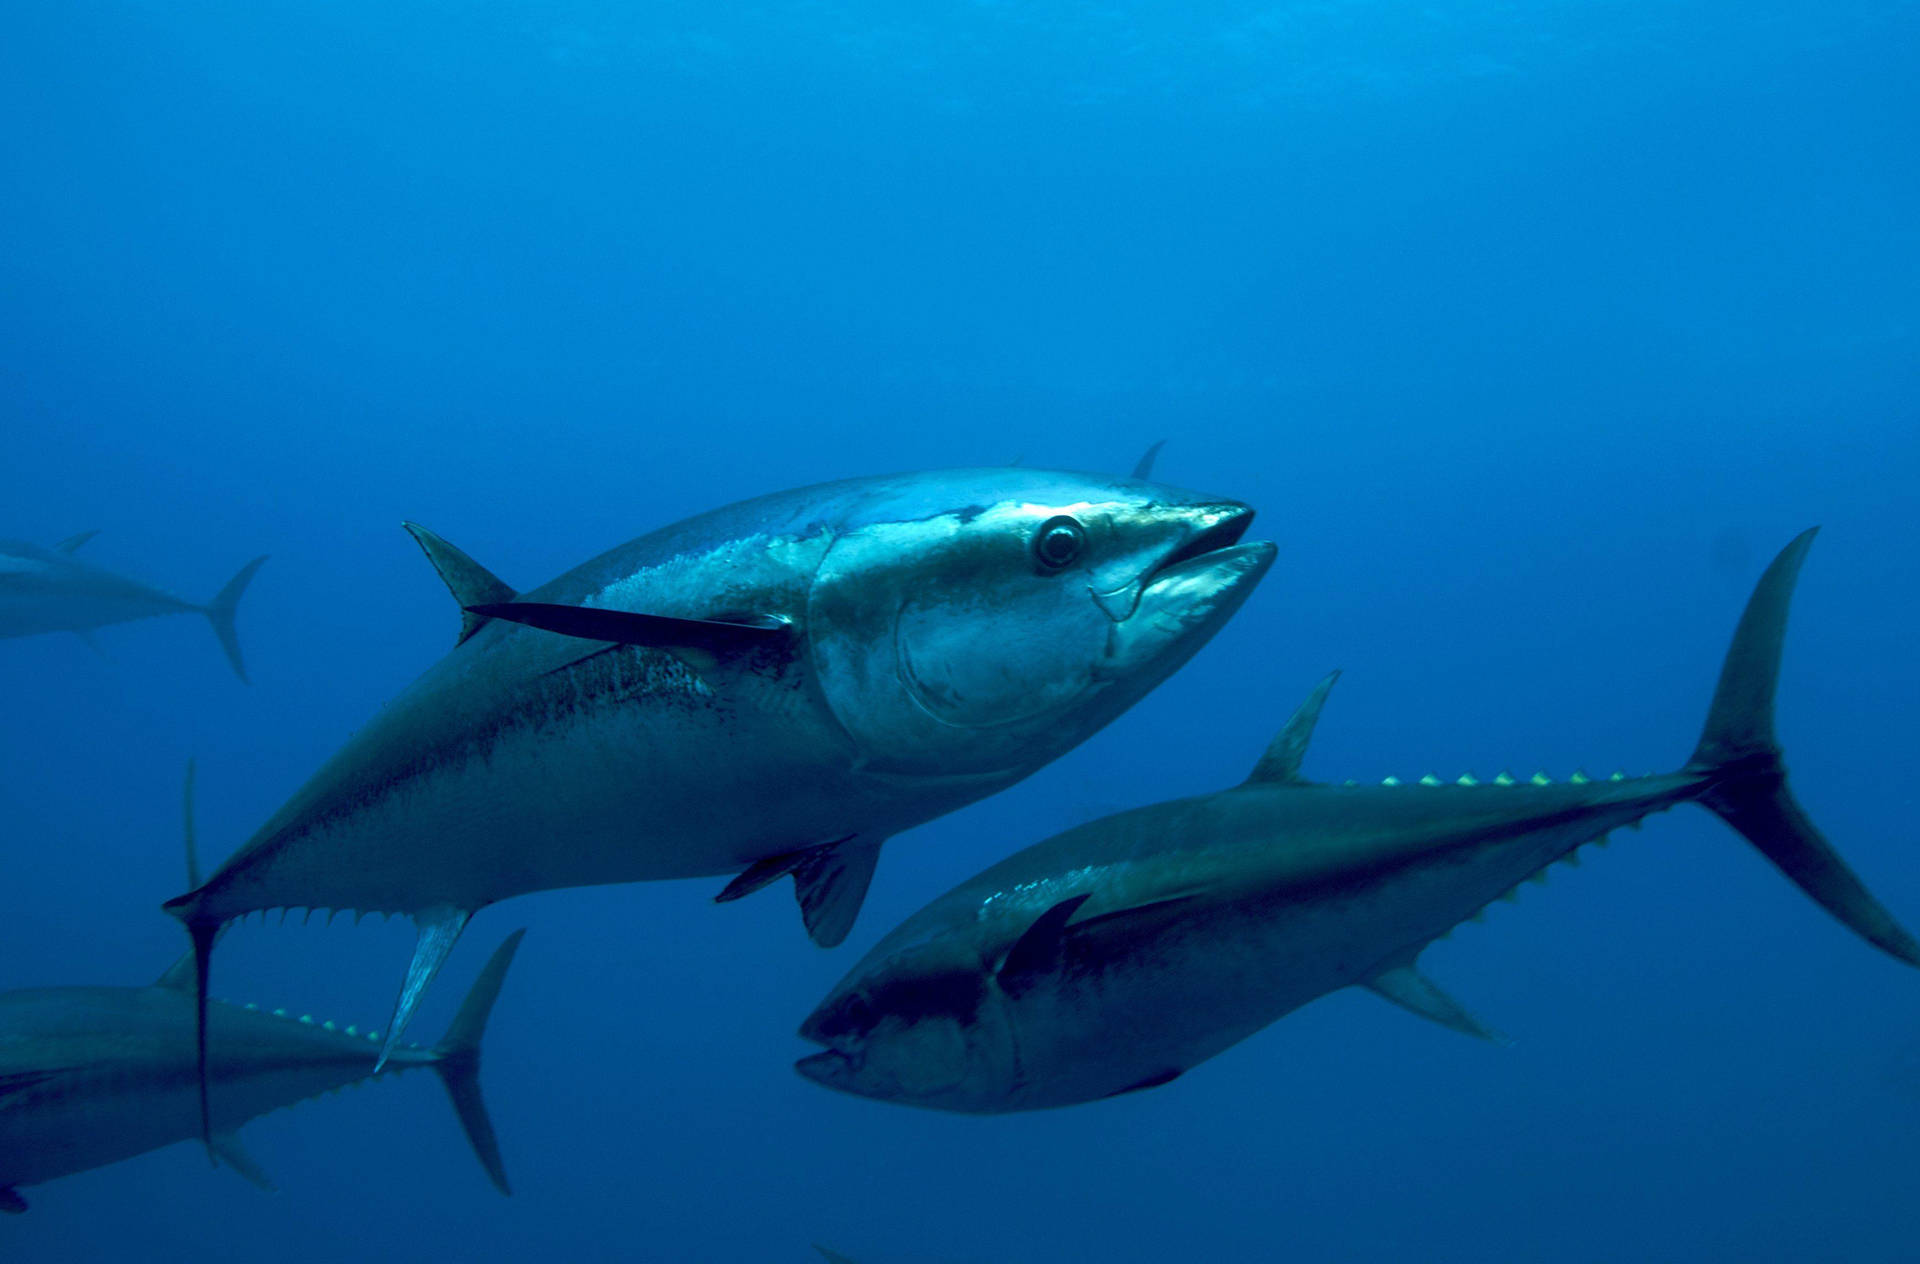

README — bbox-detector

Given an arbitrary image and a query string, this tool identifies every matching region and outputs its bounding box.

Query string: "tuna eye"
[1031,516,1086,572]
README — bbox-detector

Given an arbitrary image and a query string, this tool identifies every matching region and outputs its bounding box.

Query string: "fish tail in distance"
[431,929,527,1196]
[187,913,221,1161]
[1686,527,1920,966]
[204,555,268,684]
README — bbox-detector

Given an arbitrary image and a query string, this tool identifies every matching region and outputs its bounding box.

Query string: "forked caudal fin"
[1687,527,1920,966]
[204,555,269,684]
[432,929,527,1195]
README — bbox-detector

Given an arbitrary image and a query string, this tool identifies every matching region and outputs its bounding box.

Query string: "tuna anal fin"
[433,929,525,1196]
[54,529,99,553]
[0,1187,25,1214]
[1365,963,1508,1045]
[212,1132,276,1192]
[403,523,517,646]
[465,601,790,655]
[379,907,472,1072]
[1246,671,1341,785]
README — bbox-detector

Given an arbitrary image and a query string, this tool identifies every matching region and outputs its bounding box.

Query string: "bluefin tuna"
[0,930,524,1213]
[796,529,1919,1112]
[163,467,1275,1140]
[0,533,266,682]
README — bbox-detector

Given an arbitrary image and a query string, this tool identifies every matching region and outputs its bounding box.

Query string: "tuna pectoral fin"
[54,529,100,553]
[1687,528,1920,967]
[1365,963,1508,1045]
[403,523,517,646]
[0,1187,25,1214]
[432,929,526,1196]
[714,838,883,949]
[997,894,1093,993]
[464,601,791,655]
[204,555,268,684]
[212,1132,275,1192]
[378,907,473,1072]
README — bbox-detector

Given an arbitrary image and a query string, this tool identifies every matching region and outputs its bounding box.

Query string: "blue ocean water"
[3,1,1917,1260]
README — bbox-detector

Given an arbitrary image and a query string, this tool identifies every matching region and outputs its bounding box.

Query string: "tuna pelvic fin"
[378,907,473,1072]
[1365,961,1509,1045]
[1246,670,1341,785]
[54,529,99,553]
[212,1132,275,1192]
[204,555,268,684]
[432,929,526,1196]
[465,601,791,655]
[1686,527,1920,966]
[403,523,517,646]
[714,838,883,949]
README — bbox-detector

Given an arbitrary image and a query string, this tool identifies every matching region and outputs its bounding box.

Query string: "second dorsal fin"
[403,523,516,645]
[1245,671,1341,785]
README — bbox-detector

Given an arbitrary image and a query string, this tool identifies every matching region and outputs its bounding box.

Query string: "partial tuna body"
[0,932,523,1213]
[797,529,1919,1113]
[0,533,266,682]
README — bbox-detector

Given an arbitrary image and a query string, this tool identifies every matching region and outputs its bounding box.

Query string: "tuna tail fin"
[1687,527,1920,967]
[432,929,526,1196]
[203,555,268,684]
[187,913,220,1161]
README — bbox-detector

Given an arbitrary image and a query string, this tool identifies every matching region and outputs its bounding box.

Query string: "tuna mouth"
[1147,505,1256,588]
[1092,505,1265,624]
[795,1047,861,1085]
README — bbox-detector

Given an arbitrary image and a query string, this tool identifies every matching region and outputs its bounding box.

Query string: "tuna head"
[806,471,1274,780]
[794,939,1018,1113]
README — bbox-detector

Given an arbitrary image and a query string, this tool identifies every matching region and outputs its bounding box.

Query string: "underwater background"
[3,2,1918,1260]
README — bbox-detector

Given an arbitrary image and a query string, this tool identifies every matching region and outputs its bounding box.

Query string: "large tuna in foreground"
[797,529,1918,1112]
[0,532,266,682]
[0,931,524,1213]
[165,467,1274,1126]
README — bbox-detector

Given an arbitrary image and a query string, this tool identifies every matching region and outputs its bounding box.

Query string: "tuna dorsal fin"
[54,529,99,553]
[155,952,197,991]
[377,906,472,1072]
[997,893,1092,992]
[212,1131,275,1192]
[465,601,791,656]
[1130,439,1167,481]
[403,523,517,646]
[1246,670,1341,785]
[1365,959,1508,1045]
